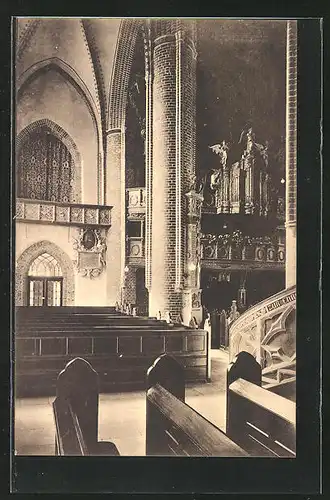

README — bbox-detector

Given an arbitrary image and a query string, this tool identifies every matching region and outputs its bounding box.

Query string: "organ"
[205,128,275,217]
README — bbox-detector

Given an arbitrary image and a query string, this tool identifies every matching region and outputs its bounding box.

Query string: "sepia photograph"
[13,17,299,464]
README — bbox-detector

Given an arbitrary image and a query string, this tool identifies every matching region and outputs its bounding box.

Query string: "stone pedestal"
[181,288,192,326]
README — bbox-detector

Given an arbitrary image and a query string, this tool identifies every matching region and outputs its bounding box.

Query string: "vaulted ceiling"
[196,19,286,173]
[16,17,286,171]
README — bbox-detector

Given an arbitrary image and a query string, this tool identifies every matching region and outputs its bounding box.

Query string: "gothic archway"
[16,240,75,306]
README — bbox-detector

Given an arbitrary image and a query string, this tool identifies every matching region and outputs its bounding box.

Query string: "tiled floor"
[14,349,229,456]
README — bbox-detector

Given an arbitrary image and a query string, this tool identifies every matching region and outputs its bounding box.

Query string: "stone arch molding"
[16,118,82,203]
[16,240,75,306]
[17,57,103,203]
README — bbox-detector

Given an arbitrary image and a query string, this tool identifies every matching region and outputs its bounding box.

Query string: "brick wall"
[285,21,297,288]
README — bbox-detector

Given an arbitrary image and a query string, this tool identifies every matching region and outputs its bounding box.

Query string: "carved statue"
[255,140,269,168]
[187,172,197,192]
[246,128,256,153]
[209,140,229,167]
[209,169,222,190]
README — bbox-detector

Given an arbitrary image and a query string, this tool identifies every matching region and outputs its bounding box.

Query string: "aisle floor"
[14,349,229,456]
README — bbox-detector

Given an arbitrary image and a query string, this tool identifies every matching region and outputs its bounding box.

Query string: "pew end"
[53,357,120,456]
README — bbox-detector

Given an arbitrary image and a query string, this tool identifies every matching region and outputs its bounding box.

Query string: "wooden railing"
[201,238,285,268]
[16,198,113,227]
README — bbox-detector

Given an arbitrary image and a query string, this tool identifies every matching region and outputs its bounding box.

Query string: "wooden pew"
[226,351,296,458]
[146,354,247,457]
[53,397,88,456]
[52,357,119,456]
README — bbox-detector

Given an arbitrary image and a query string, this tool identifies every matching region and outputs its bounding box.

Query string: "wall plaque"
[73,228,107,278]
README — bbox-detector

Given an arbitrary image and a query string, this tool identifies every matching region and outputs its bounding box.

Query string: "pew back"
[56,357,99,450]
[146,353,247,457]
[146,383,247,457]
[226,351,296,458]
[227,378,296,457]
[53,397,88,456]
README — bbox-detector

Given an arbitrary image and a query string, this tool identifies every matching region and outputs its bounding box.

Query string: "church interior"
[14,18,297,458]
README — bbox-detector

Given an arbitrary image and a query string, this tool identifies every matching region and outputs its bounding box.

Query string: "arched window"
[28,253,62,277]
[28,253,63,307]
[17,128,74,202]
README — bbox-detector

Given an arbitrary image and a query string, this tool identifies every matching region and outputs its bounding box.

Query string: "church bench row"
[16,306,118,315]
[16,323,187,334]
[52,353,295,457]
[16,330,209,396]
[147,353,296,457]
[52,356,245,457]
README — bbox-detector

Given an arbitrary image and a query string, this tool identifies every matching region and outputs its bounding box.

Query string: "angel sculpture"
[209,140,229,167]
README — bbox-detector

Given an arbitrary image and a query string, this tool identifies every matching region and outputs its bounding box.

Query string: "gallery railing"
[200,238,285,267]
[16,198,113,227]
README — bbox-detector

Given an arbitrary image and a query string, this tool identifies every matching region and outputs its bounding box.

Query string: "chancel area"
[14,18,297,457]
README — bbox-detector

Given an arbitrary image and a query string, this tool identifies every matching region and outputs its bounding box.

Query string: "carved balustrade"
[16,198,112,227]
[201,237,285,268]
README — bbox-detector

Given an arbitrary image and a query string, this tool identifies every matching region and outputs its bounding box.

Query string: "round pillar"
[149,22,197,318]
[285,21,297,287]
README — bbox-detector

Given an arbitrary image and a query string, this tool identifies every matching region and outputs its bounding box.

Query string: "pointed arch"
[17,57,104,203]
[17,57,100,131]
[16,118,82,203]
[16,241,75,306]
[107,19,146,130]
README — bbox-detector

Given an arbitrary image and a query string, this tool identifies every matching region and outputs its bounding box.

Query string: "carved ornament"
[73,228,107,278]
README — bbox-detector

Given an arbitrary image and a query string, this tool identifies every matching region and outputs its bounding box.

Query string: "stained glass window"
[28,253,62,277]
[17,129,74,202]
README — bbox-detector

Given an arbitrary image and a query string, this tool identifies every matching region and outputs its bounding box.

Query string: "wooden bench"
[16,306,209,396]
[226,351,296,457]
[146,353,296,457]
[52,357,119,456]
[146,354,247,457]
[53,397,88,455]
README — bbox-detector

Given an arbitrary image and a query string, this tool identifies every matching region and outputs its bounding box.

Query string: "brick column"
[149,22,197,318]
[105,129,126,304]
[285,21,297,287]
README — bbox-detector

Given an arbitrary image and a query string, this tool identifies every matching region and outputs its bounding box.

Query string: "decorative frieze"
[16,198,112,228]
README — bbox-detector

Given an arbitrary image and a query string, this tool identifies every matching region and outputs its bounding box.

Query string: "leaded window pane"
[17,129,73,202]
[28,253,62,277]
